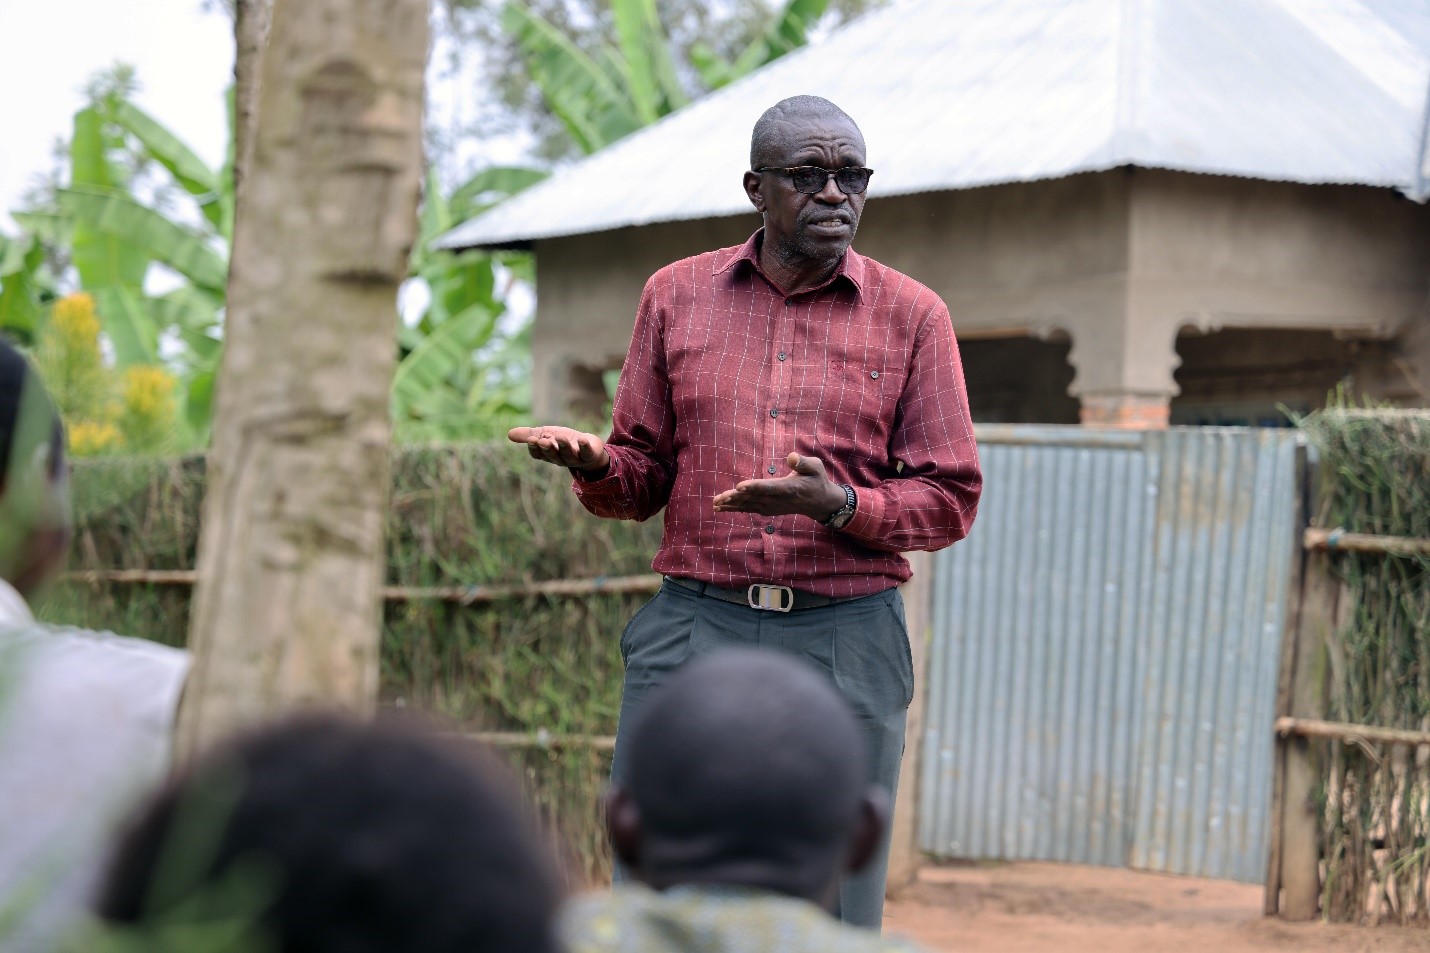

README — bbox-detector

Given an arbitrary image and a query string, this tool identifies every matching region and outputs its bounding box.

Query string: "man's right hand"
[507,426,611,475]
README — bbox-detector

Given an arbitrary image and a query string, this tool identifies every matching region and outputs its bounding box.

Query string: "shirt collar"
[714,229,865,299]
[0,579,34,629]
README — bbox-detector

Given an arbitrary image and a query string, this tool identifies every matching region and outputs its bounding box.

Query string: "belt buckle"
[747,584,794,612]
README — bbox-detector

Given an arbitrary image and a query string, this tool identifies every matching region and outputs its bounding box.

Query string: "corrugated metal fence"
[918,426,1302,883]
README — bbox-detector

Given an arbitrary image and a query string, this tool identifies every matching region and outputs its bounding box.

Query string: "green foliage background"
[37,445,663,883]
[435,0,885,164]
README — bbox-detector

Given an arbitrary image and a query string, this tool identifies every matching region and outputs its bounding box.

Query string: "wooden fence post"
[1266,444,1304,915]
[1275,451,1334,921]
[887,550,934,894]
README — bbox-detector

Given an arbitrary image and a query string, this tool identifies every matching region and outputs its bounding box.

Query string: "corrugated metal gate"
[917,426,1302,883]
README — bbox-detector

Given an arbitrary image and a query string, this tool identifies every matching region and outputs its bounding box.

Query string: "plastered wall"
[528,170,1430,422]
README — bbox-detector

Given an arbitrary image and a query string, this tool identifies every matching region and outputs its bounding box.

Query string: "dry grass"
[1299,408,1429,925]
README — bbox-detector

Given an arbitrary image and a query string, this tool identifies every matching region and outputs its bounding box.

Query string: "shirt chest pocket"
[666,335,761,418]
[789,359,904,461]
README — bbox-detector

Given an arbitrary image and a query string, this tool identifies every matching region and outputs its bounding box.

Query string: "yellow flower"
[68,420,120,457]
[117,365,179,453]
[36,293,109,425]
[50,293,101,353]
[121,366,177,418]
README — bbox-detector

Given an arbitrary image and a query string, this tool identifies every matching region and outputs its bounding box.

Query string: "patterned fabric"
[573,230,982,598]
[561,885,925,953]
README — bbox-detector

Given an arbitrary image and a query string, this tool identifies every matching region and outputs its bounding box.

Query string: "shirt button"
[777,352,787,361]
[765,524,776,534]
[784,300,795,308]
[768,465,777,474]
[770,408,778,418]
[871,370,880,379]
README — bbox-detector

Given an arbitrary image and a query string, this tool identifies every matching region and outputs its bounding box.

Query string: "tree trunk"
[230,0,272,204]
[176,0,428,757]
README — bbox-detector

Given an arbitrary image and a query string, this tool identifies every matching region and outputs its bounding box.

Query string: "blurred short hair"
[0,337,64,493]
[96,714,564,953]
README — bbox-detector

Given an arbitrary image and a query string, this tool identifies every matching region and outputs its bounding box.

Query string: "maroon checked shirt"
[573,230,982,598]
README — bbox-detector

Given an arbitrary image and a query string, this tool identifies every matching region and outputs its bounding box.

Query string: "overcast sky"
[0,1,233,230]
[0,0,532,234]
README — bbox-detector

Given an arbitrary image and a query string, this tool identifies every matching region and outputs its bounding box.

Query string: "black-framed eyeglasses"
[755,165,874,195]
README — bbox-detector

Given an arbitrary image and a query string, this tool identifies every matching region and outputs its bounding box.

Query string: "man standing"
[509,95,981,928]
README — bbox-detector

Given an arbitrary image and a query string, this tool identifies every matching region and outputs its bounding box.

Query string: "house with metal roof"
[438,0,1430,426]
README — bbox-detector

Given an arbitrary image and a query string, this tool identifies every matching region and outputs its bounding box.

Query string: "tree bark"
[177,0,428,757]
[230,0,272,204]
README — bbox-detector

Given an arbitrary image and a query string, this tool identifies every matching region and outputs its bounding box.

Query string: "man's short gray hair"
[750,96,863,169]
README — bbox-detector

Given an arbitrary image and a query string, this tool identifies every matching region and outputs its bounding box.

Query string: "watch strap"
[822,484,857,528]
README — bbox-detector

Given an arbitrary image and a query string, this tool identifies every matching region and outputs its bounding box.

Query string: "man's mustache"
[800,207,853,225]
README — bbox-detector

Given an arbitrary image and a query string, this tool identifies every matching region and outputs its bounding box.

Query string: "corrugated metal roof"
[436,0,1430,250]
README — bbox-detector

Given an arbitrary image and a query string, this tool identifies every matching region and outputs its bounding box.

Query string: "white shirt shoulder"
[0,580,190,950]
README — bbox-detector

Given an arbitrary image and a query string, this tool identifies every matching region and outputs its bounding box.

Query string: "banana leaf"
[70,109,150,293]
[217,85,236,241]
[392,303,498,420]
[503,0,643,154]
[177,326,224,366]
[448,166,548,222]
[184,368,216,434]
[57,187,228,296]
[694,0,831,90]
[92,287,161,367]
[150,285,223,334]
[0,235,44,339]
[611,0,687,123]
[9,211,71,247]
[422,251,498,330]
[422,168,451,233]
[0,234,29,277]
[111,100,224,232]
[687,44,737,91]
[733,0,829,72]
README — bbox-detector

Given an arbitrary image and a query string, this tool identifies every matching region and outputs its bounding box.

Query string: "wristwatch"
[822,484,857,529]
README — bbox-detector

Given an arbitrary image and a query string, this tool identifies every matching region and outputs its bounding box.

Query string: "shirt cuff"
[840,485,886,542]
[570,455,621,493]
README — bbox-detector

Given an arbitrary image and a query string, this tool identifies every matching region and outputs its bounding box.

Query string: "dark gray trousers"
[609,579,913,931]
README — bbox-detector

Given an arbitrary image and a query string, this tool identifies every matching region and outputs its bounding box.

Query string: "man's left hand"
[712,452,847,520]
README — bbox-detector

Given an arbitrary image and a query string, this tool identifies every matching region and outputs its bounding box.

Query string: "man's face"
[745,117,867,267]
[0,435,72,599]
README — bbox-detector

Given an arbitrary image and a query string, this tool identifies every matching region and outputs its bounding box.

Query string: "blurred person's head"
[96,714,564,953]
[0,338,70,599]
[744,96,868,268]
[606,649,886,912]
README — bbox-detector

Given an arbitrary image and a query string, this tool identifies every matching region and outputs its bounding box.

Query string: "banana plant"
[689,0,832,91]
[392,166,547,441]
[7,87,546,443]
[505,0,832,155]
[0,233,49,343]
[10,95,230,431]
[502,0,681,154]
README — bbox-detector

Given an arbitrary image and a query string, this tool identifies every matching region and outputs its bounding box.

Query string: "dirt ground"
[883,862,1427,953]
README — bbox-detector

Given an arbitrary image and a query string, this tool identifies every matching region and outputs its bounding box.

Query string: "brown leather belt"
[665,576,864,613]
